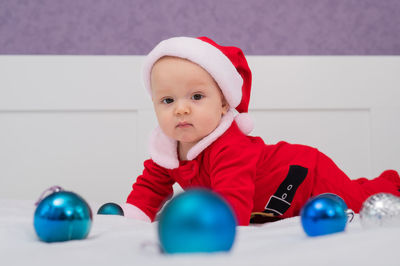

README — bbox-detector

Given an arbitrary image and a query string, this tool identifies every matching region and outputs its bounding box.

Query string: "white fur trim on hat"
[234,112,254,135]
[142,37,243,109]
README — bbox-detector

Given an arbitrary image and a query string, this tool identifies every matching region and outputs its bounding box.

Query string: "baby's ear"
[221,98,230,115]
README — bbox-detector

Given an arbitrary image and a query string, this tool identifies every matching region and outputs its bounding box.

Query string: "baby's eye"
[192,94,203,100]
[162,98,174,104]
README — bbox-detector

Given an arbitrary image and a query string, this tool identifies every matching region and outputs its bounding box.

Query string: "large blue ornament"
[97,202,124,216]
[300,193,348,237]
[34,186,92,242]
[158,189,237,254]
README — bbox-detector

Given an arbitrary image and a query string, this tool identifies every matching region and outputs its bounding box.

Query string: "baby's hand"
[123,203,151,222]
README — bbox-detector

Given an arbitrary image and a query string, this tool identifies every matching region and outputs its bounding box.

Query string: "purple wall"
[1,0,400,55]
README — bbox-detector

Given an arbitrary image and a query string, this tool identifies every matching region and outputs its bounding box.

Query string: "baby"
[124,36,400,225]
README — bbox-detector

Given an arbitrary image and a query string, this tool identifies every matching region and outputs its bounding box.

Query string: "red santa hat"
[142,36,254,135]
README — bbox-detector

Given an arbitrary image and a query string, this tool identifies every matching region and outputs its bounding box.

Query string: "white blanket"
[1,199,398,266]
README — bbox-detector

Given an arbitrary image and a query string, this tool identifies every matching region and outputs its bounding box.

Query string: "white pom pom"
[234,113,254,135]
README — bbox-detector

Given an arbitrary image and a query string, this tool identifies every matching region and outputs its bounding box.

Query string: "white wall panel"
[1,56,399,202]
[251,109,371,179]
[0,111,138,202]
[248,57,400,109]
[370,108,400,176]
[0,56,150,110]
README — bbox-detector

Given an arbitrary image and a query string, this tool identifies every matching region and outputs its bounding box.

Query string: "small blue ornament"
[158,189,237,254]
[97,202,124,216]
[300,193,348,237]
[34,186,92,243]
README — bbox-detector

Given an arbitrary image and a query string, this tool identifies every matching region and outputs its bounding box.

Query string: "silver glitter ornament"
[360,193,400,228]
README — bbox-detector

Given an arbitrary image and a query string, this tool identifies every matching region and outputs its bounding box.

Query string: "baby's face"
[150,56,229,148]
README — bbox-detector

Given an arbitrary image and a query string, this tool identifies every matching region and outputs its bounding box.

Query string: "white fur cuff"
[122,203,151,222]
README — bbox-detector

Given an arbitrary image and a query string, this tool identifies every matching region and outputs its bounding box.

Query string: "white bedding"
[1,199,398,266]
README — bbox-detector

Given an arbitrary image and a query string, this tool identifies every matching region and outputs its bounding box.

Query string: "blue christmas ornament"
[317,193,355,223]
[97,202,124,216]
[300,193,348,237]
[34,186,92,243]
[158,189,237,254]
[318,193,348,210]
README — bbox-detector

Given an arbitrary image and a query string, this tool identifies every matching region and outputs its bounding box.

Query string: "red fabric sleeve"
[126,159,175,221]
[209,143,259,226]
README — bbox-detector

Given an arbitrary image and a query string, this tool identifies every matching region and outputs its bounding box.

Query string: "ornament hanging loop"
[346,209,355,223]
[35,185,64,206]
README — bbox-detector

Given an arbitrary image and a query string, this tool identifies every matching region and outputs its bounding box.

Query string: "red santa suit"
[125,36,400,225]
[127,112,400,225]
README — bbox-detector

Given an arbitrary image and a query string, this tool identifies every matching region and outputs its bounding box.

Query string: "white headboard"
[1,56,399,203]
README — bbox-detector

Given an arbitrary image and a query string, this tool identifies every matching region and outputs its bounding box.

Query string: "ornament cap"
[35,185,64,206]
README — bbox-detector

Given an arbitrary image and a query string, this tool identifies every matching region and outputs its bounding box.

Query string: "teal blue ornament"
[158,189,237,254]
[300,193,348,237]
[97,202,124,216]
[33,186,92,243]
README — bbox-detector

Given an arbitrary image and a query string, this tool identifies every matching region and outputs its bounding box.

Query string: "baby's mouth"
[176,122,193,128]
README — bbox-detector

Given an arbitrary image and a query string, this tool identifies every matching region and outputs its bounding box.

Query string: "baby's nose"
[175,100,190,115]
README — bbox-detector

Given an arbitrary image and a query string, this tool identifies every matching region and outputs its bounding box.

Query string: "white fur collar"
[148,109,235,169]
